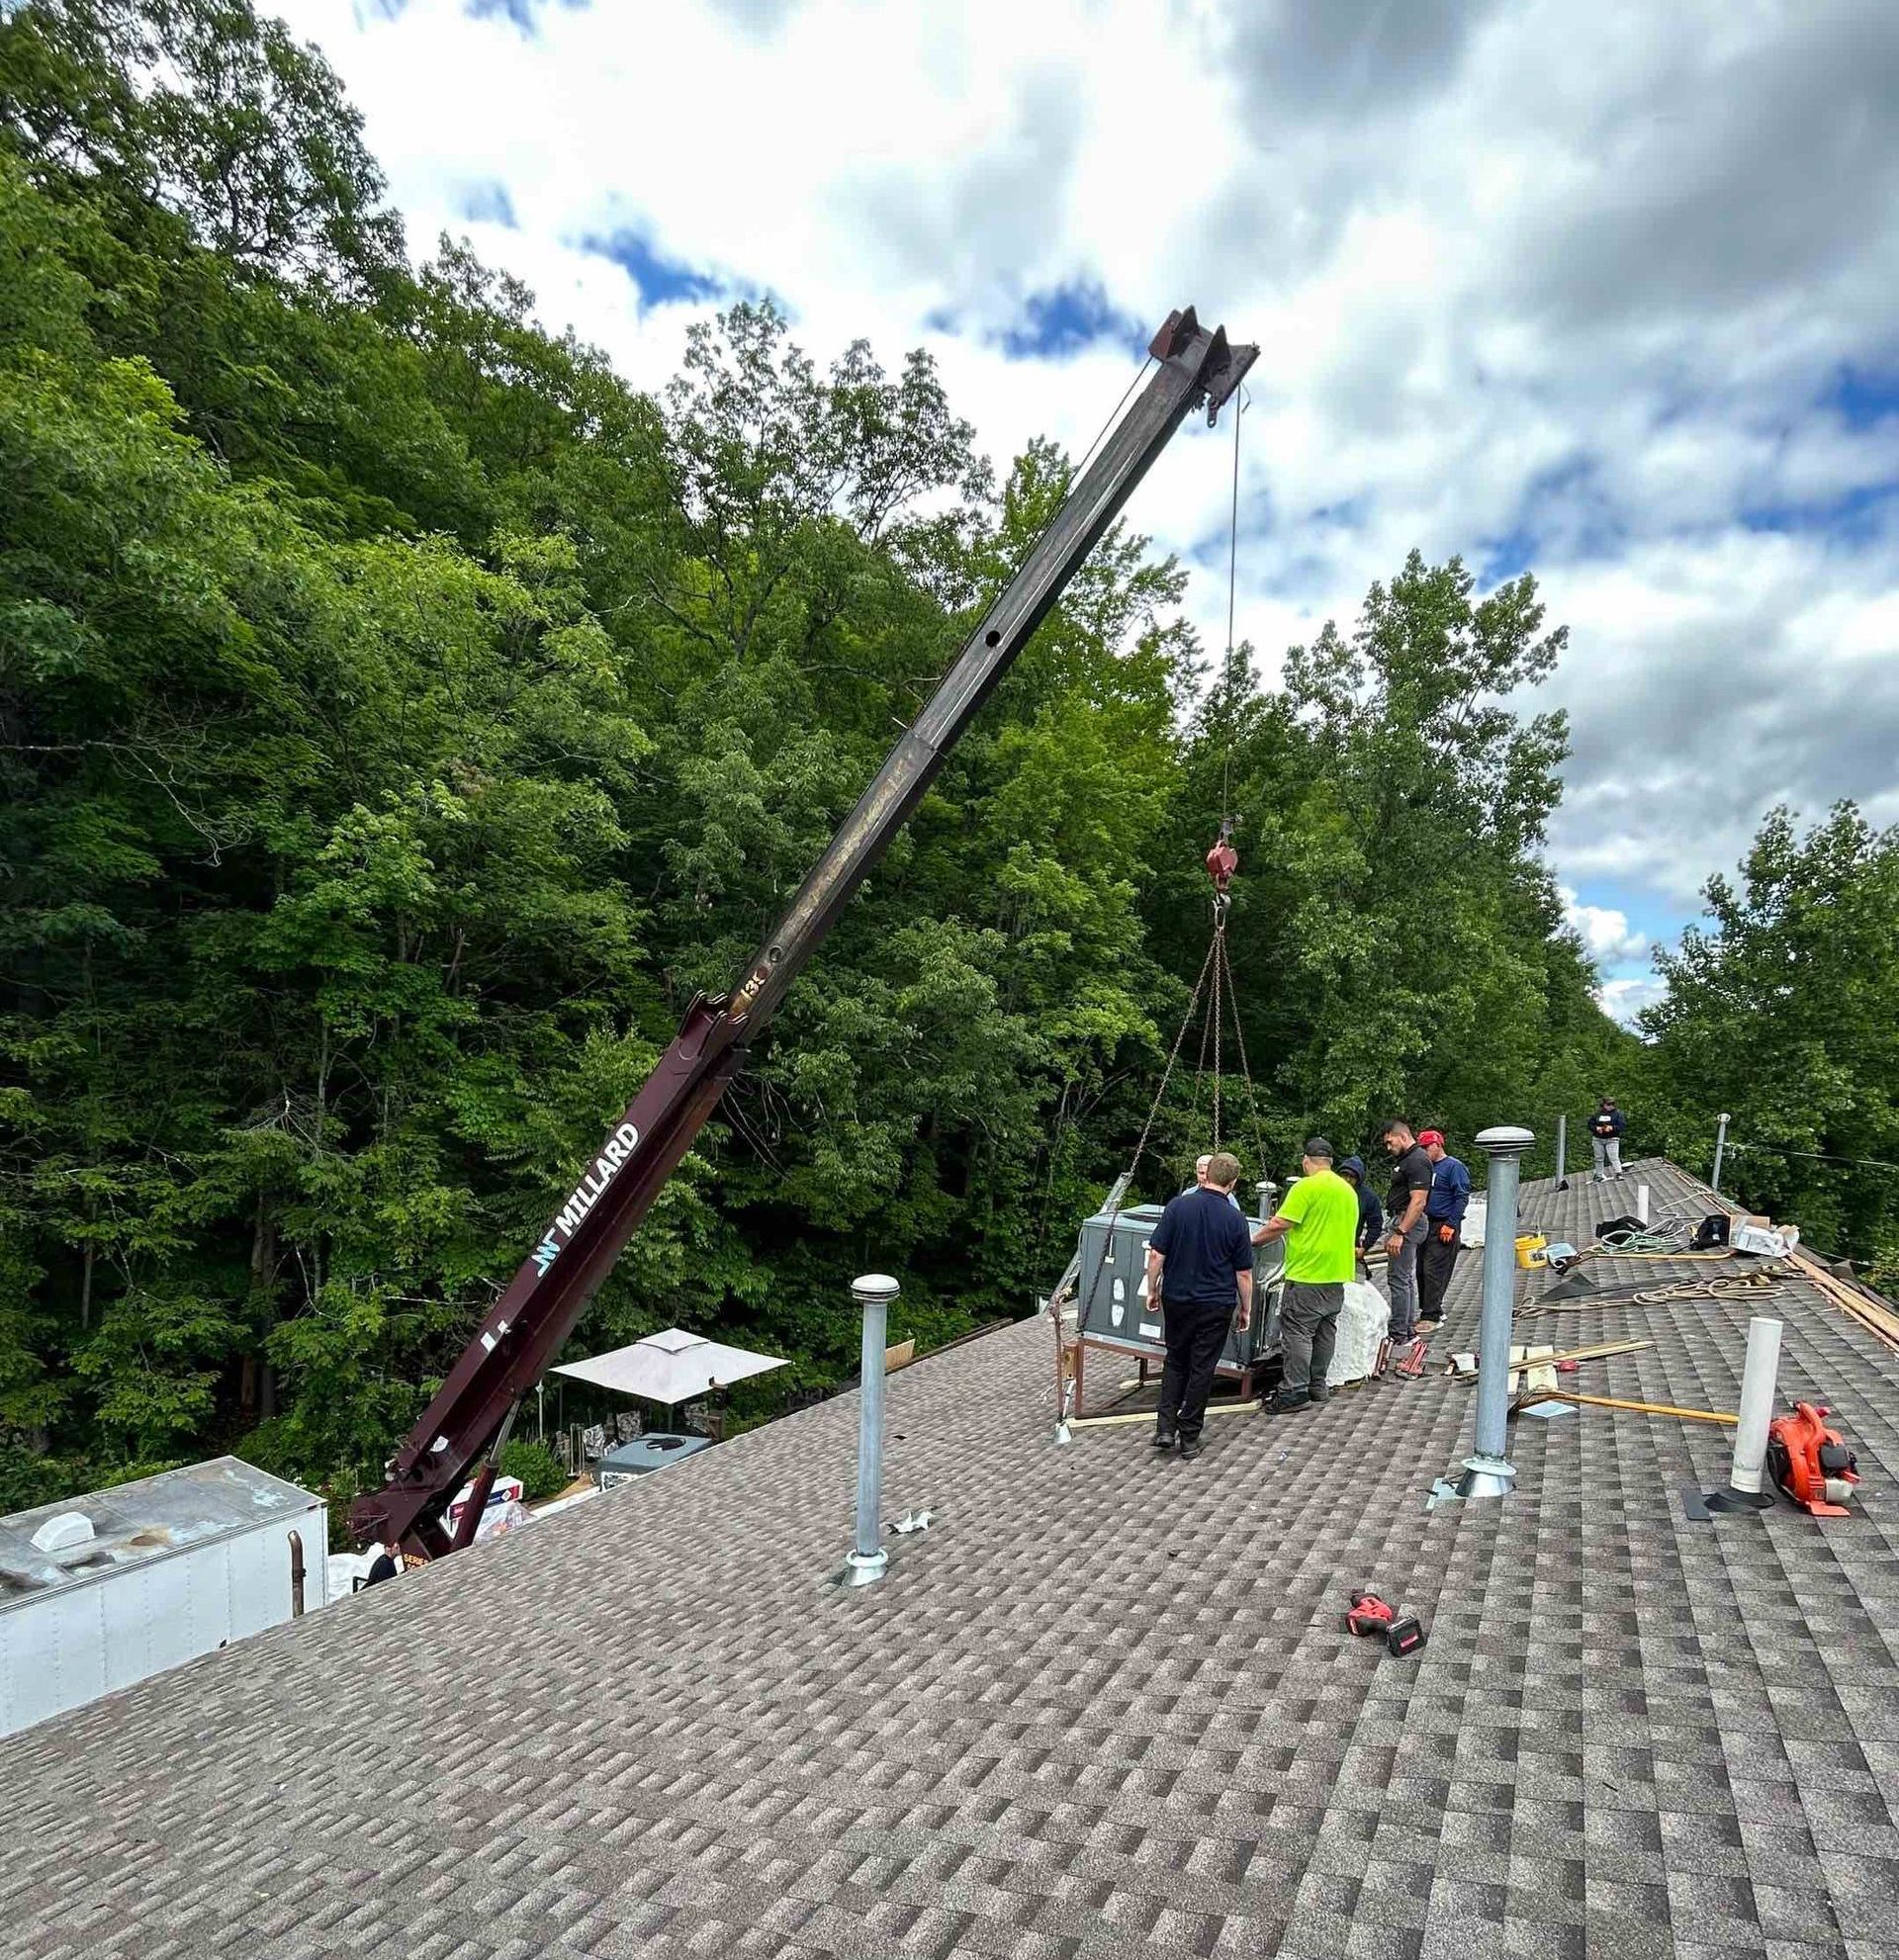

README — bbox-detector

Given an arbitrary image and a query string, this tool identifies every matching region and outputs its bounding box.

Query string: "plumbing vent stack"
[1729,1315,1782,1500]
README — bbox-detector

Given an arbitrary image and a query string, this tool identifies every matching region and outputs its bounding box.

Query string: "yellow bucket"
[1514,1234,1548,1270]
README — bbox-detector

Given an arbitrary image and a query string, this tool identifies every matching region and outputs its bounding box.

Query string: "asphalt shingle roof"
[6,1156,1899,1959]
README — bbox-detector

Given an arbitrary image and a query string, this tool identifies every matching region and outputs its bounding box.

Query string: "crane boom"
[351,306,1256,1557]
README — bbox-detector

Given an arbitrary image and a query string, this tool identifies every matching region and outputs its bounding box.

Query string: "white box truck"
[0,1456,327,1737]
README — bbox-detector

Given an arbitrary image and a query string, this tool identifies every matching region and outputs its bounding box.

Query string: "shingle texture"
[6,1157,1898,1958]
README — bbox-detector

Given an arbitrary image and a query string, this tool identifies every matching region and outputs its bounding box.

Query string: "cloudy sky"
[274,0,1899,1022]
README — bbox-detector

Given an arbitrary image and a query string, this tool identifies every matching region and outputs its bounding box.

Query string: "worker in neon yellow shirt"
[1252,1137,1360,1414]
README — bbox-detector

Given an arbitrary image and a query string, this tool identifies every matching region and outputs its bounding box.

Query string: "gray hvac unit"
[1073,1198,1284,1371]
[595,1434,713,1489]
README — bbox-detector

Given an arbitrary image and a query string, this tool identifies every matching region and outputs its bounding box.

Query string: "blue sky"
[280,0,1899,1025]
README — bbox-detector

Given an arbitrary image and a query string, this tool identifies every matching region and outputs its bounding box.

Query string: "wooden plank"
[1789,1249,1899,1352]
[1069,1399,1257,1430]
[1527,1389,1738,1426]
[1450,1337,1650,1385]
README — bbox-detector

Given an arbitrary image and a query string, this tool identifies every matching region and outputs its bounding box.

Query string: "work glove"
[1436,1223,1456,1244]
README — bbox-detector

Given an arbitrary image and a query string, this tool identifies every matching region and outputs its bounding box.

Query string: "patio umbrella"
[550,1328,788,1406]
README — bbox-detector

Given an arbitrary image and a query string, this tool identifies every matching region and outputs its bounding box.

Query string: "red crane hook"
[1205,822,1238,894]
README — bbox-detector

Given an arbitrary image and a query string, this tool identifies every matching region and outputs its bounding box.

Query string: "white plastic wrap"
[1327,1281,1389,1387]
[1462,1196,1488,1248]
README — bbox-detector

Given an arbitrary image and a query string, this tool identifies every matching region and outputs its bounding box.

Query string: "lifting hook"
[1206,819,1238,925]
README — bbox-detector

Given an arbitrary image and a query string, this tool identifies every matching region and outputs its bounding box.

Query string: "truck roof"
[0,1455,321,1610]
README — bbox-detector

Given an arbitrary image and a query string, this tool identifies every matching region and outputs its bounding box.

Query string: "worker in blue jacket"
[1589,1098,1626,1182]
[1413,1129,1470,1333]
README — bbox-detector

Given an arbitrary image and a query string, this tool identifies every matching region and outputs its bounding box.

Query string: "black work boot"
[1152,1423,1177,1451]
[1307,1384,1331,1406]
[1178,1435,1204,1462]
[1265,1391,1311,1416]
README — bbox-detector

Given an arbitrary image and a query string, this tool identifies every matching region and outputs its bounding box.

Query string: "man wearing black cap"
[1251,1138,1359,1414]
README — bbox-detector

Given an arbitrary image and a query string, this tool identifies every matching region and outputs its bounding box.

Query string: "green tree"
[0,0,1631,1517]
[1641,804,1899,1277]
[1148,555,1630,1182]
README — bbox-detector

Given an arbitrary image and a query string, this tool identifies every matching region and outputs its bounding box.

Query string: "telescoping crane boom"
[352,307,1257,1558]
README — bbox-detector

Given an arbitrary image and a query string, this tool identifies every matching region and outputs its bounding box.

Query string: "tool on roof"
[1346,1589,1426,1657]
[1393,1337,1429,1378]
[1767,1403,1859,1517]
[353,308,1258,1556]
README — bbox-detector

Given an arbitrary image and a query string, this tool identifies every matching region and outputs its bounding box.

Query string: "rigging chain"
[1059,930,1222,1331]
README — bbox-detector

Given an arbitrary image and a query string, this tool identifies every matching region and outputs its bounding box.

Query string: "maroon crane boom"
[352,307,1257,1558]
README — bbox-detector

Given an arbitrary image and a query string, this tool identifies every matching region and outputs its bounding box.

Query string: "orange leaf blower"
[1766,1403,1858,1517]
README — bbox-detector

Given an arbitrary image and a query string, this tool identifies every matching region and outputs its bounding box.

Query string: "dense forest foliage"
[1637,804,1899,1288]
[18,0,1888,1520]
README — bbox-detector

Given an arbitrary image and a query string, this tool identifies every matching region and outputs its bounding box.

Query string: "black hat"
[1303,1136,1334,1159]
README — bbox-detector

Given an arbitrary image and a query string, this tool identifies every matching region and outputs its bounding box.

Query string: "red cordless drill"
[1346,1589,1426,1657]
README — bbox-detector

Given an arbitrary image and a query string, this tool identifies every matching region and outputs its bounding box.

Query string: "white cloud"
[1596,974,1669,1027]
[270,0,1899,949]
[1558,888,1648,966]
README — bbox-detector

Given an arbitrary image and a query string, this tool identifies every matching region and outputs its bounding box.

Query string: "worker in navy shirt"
[1589,1098,1626,1182]
[1145,1150,1255,1461]
[1414,1129,1471,1333]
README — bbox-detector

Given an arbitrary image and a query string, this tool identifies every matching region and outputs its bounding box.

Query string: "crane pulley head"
[1150,308,1257,426]
[1206,817,1238,887]
[1206,820,1238,922]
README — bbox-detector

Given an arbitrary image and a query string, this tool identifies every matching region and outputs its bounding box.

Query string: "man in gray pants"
[1379,1118,1433,1346]
[1589,1099,1626,1181]
[1252,1138,1360,1415]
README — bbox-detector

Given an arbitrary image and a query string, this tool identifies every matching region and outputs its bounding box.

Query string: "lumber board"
[1789,1249,1899,1352]
[1523,1389,1738,1426]
[1069,1398,1256,1430]
[1449,1337,1651,1383]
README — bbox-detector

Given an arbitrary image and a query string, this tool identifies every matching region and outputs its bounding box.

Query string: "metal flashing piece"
[1426,1452,1520,1510]
[1704,1486,1775,1513]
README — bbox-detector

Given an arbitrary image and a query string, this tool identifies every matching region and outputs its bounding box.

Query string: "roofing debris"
[4,1159,1898,1958]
